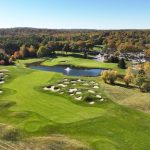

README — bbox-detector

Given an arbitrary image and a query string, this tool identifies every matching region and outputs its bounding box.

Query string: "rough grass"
[98,79,150,113]
[0,135,90,150]
[0,58,150,150]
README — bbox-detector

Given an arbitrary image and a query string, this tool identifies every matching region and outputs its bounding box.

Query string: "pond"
[28,63,105,77]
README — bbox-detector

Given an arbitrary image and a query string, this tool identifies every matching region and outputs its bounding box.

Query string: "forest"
[0,28,150,64]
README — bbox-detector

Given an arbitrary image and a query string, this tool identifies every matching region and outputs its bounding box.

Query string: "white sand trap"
[0,69,9,72]
[0,73,4,76]
[90,81,96,84]
[83,83,89,86]
[63,79,68,81]
[75,96,82,101]
[70,94,74,96]
[96,95,101,98]
[94,83,98,86]
[0,81,5,84]
[99,98,104,102]
[76,92,82,95]
[71,81,77,83]
[54,89,60,92]
[0,90,3,94]
[73,84,76,86]
[89,101,95,104]
[69,88,78,93]
[58,84,67,87]
[77,79,82,82]
[88,90,95,94]
[43,87,51,91]
[4,75,8,78]
[47,86,60,92]
[64,82,70,84]
[93,86,99,89]
[59,92,64,94]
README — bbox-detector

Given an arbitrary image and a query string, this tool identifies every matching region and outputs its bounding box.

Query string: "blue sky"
[0,0,150,29]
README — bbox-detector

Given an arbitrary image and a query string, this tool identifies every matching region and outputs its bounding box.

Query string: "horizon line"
[0,27,150,30]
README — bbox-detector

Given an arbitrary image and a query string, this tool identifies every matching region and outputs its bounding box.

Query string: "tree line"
[101,62,150,92]
[0,28,150,64]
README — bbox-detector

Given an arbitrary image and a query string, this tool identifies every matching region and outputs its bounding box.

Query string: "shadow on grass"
[105,82,136,89]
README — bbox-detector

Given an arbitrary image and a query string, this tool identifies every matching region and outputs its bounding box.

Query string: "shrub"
[141,81,150,92]
[108,56,119,63]
[135,74,145,88]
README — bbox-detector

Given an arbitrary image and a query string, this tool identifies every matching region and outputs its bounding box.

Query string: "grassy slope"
[0,58,150,150]
[98,80,150,113]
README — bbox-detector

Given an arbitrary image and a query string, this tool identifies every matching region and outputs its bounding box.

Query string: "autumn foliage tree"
[19,45,29,58]
[144,62,150,79]
[37,46,49,57]
[124,67,134,87]
[101,70,109,83]
[28,45,37,57]
[144,49,150,57]
[101,70,118,84]
[13,51,21,59]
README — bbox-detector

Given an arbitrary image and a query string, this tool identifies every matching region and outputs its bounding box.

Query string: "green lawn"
[0,58,150,150]
[42,57,125,74]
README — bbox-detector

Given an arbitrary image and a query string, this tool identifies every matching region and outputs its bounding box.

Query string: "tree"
[37,46,49,57]
[144,49,150,57]
[19,45,29,58]
[83,42,93,58]
[108,56,119,63]
[108,70,118,84]
[62,43,70,55]
[134,63,146,89]
[124,67,134,87]
[13,51,20,59]
[118,58,126,69]
[76,41,87,58]
[47,41,57,54]
[101,70,109,83]
[135,75,145,88]
[28,45,36,57]
[101,70,118,84]
[9,56,14,64]
[141,81,150,92]
[144,62,150,79]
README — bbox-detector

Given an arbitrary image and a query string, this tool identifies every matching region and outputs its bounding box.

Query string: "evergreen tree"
[118,58,126,69]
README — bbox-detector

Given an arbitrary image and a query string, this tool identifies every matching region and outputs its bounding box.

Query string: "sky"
[0,0,150,29]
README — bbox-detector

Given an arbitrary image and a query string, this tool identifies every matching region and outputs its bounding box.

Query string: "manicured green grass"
[0,58,150,150]
[42,57,125,74]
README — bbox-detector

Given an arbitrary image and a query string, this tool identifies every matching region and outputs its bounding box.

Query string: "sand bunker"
[75,97,82,101]
[88,90,95,94]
